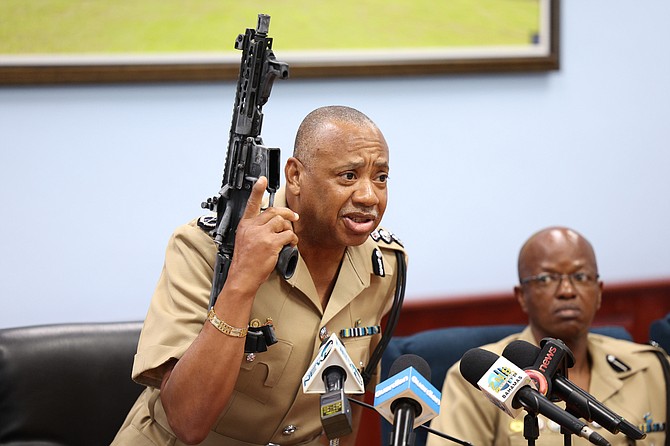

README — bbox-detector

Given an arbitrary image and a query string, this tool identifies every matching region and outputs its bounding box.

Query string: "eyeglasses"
[520,272,600,291]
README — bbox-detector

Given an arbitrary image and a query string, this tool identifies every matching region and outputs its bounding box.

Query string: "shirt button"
[282,424,297,435]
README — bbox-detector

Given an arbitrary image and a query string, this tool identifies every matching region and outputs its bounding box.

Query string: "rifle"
[202,14,298,312]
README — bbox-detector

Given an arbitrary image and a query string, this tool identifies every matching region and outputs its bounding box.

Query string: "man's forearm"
[159,289,254,444]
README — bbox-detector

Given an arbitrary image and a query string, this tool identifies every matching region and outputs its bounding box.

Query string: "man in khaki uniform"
[428,227,668,446]
[112,106,405,446]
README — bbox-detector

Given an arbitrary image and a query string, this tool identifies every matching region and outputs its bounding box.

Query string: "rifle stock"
[202,14,297,310]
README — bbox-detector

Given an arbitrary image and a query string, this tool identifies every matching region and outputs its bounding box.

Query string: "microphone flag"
[302,333,365,394]
[374,365,441,428]
[475,356,536,418]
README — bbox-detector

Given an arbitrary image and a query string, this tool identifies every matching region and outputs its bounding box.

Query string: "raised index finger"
[241,176,268,221]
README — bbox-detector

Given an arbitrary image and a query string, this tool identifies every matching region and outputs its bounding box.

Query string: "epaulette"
[369,227,404,248]
[603,341,668,373]
[369,228,405,277]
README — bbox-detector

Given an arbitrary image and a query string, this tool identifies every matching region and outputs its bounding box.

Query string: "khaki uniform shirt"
[427,327,668,446]
[112,190,405,446]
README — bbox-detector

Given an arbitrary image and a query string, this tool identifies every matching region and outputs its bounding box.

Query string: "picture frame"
[0,0,559,85]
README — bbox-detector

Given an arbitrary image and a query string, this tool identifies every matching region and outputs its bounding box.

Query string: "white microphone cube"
[302,333,365,394]
[476,356,534,418]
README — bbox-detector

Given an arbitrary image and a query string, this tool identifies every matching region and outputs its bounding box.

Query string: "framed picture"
[0,0,559,85]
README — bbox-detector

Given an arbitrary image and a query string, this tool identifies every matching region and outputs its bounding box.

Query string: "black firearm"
[202,14,298,311]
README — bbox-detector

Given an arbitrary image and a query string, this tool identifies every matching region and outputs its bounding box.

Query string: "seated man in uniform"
[112,106,406,445]
[427,226,668,446]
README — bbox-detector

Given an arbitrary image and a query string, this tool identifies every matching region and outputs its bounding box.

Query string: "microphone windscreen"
[389,353,431,381]
[503,340,540,368]
[459,348,498,388]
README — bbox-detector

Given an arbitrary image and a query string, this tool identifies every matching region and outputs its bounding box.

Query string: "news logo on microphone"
[476,356,534,418]
[374,366,441,428]
[302,333,365,394]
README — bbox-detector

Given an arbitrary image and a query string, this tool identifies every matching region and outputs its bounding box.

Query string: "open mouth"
[342,213,377,235]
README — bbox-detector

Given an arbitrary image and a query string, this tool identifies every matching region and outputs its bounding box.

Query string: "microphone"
[302,333,365,439]
[348,397,472,446]
[374,354,441,446]
[460,348,611,446]
[503,339,646,440]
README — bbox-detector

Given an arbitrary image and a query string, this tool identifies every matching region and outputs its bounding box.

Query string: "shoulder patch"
[370,228,403,247]
[197,215,217,231]
[371,248,385,277]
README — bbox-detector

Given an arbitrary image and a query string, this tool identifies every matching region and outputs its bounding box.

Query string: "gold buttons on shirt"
[510,417,547,434]
[509,420,524,433]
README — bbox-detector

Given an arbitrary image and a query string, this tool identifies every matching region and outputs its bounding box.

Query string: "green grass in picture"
[0,0,540,55]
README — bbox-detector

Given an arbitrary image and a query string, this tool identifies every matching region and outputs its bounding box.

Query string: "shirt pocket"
[341,336,372,375]
[233,339,293,404]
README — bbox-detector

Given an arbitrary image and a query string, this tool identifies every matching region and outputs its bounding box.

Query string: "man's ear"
[285,157,302,194]
[514,285,529,315]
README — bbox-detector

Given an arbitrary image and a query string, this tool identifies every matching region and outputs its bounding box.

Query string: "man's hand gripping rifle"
[202,14,298,327]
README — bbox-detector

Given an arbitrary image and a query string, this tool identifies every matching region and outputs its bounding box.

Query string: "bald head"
[518,226,598,280]
[293,105,380,168]
[514,227,603,346]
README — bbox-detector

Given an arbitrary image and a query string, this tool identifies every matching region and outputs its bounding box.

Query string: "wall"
[1,1,669,328]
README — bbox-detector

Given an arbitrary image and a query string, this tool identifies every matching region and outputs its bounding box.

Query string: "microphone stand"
[523,413,539,446]
[349,398,473,446]
[561,426,573,446]
[562,422,578,446]
[523,411,576,446]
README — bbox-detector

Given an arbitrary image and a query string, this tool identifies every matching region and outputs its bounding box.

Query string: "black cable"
[362,250,406,386]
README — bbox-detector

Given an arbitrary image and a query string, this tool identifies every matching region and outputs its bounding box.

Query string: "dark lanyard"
[361,250,406,387]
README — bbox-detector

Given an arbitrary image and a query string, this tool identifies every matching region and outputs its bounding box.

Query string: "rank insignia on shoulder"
[197,215,217,230]
[370,228,403,247]
[378,229,393,244]
[606,354,631,372]
[372,248,385,277]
